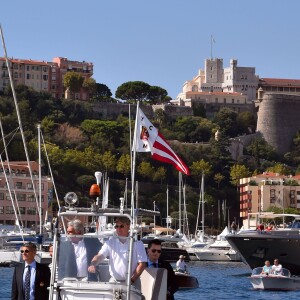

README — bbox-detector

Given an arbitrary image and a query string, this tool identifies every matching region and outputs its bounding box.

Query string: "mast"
[178,172,182,233]
[38,124,42,236]
[201,171,205,234]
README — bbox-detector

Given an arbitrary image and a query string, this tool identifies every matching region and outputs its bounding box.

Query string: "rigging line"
[40,130,61,209]
[0,127,20,157]
[0,26,41,217]
[0,119,24,229]
[0,155,25,239]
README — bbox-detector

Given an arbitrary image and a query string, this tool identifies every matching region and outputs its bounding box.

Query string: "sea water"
[2,261,300,300]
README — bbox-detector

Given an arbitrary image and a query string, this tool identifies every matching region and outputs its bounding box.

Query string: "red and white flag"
[133,108,190,175]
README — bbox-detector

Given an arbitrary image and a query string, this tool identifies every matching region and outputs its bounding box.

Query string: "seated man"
[88,217,147,289]
[271,258,282,275]
[146,239,177,300]
[260,260,272,275]
[176,255,187,273]
[58,219,102,281]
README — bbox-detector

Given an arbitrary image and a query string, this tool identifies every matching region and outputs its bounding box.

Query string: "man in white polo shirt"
[88,216,146,289]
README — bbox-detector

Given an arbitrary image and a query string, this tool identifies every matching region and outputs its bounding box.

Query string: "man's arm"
[87,253,105,273]
[11,267,18,300]
[131,262,146,283]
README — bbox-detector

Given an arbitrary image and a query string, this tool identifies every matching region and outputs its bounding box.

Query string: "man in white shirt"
[176,255,187,273]
[58,219,102,281]
[271,258,283,275]
[88,216,147,289]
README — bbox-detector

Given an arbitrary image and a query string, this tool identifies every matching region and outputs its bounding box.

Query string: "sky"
[1,0,300,99]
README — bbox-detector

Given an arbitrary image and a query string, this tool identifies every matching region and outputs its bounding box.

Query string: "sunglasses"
[20,249,30,253]
[115,224,125,229]
[151,249,161,254]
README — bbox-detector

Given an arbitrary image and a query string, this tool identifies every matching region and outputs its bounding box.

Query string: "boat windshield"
[55,234,108,282]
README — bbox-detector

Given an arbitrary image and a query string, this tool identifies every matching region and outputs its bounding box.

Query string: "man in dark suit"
[147,239,178,300]
[11,242,50,300]
[58,219,102,281]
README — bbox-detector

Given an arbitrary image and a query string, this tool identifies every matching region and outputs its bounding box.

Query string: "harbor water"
[2,261,300,299]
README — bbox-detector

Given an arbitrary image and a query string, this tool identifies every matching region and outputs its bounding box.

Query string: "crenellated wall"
[257,93,300,154]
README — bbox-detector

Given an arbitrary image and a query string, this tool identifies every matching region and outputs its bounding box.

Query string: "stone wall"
[257,93,300,154]
[91,102,193,119]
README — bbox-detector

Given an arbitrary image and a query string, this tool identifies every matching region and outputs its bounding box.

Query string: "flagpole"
[211,35,213,59]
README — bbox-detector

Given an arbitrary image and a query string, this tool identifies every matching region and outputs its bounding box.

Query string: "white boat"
[249,267,300,290]
[49,188,167,300]
[195,227,241,261]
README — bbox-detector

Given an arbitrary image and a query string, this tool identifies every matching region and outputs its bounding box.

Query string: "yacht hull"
[226,231,300,274]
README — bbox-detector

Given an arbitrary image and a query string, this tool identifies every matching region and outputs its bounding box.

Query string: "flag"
[133,108,190,175]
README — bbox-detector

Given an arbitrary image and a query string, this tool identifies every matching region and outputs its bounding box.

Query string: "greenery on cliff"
[0,84,298,231]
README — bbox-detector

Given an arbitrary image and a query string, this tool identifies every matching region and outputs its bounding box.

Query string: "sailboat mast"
[201,171,205,234]
[38,124,42,235]
[178,172,182,233]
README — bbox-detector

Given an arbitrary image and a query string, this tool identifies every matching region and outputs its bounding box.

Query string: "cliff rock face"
[257,93,300,154]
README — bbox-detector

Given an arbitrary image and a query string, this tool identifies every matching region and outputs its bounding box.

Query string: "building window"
[223,98,226,104]
[27,183,33,190]
[19,207,25,214]
[6,193,14,201]
[215,98,218,103]
[0,193,4,200]
[16,182,23,189]
[27,207,36,215]
[26,74,30,79]
[17,194,26,201]
[270,189,275,203]
[5,206,14,214]
[0,206,3,214]
[43,75,48,80]
[232,99,234,104]
[27,195,35,202]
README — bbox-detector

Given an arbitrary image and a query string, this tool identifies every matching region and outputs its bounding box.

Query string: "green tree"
[230,164,250,187]
[137,161,155,180]
[153,166,167,183]
[214,173,225,189]
[148,86,168,104]
[82,77,97,97]
[115,81,151,103]
[267,163,291,175]
[91,83,112,101]
[214,107,238,137]
[117,154,131,177]
[102,151,117,174]
[63,72,84,96]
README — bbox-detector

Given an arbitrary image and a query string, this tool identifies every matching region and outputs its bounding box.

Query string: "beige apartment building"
[0,56,93,100]
[239,172,300,221]
[0,161,52,231]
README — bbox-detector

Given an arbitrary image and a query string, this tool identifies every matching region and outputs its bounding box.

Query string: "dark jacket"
[58,237,102,281]
[11,261,51,300]
[146,260,178,300]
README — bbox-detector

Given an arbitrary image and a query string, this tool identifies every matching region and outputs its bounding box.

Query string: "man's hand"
[88,265,96,273]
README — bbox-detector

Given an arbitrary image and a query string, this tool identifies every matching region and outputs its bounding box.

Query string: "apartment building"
[0,57,93,100]
[239,172,300,221]
[0,161,52,231]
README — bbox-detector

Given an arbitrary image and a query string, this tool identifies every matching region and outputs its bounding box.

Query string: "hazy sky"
[1,1,300,99]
